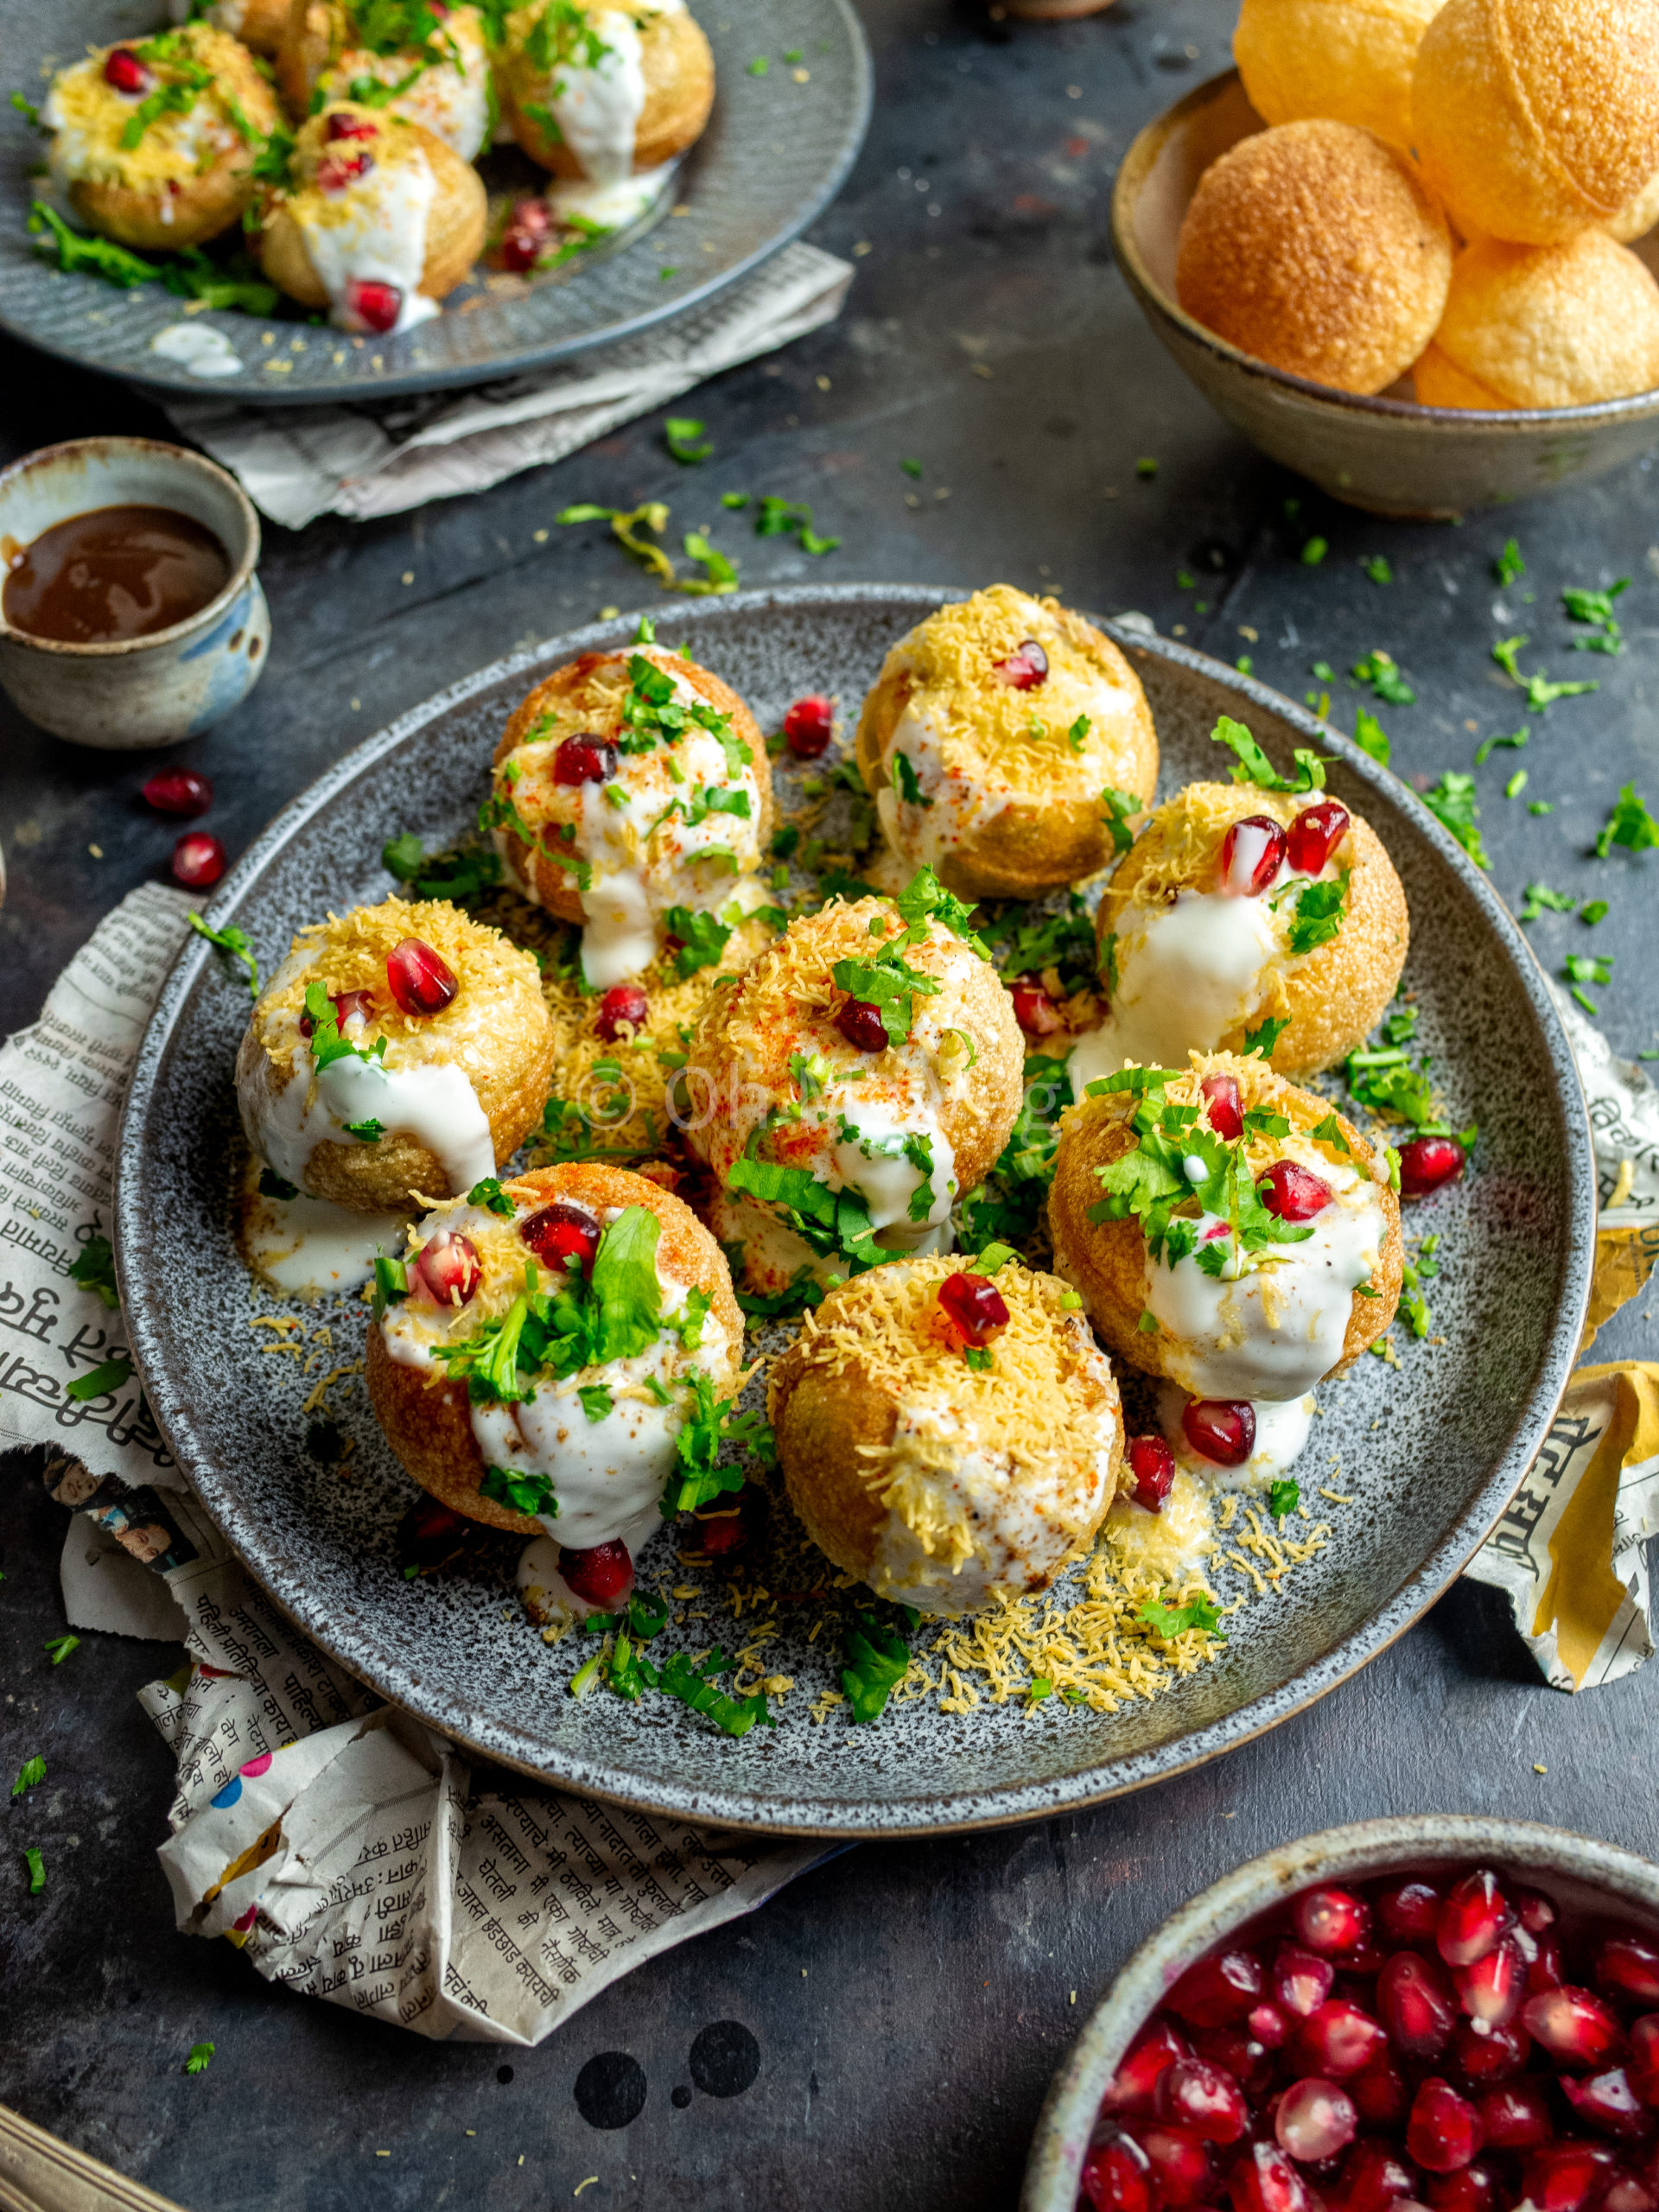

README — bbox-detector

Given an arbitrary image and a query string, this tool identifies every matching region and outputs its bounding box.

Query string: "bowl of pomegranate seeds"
[1023,1817,1659,2212]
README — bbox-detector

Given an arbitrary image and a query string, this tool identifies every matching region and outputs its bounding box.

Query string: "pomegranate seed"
[1398,1136,1465,1199]
[554,734,620,785]
[316,148,375,194]
[1534,1936,1570,1995]
[1297,1891,1373,1959]
[1250,2005,1290,2051]
[171,830,225,887]
[557,1539,632,1609]
[1200,1072,1244,1139]
[1159,2062,1250,2146]
[1350,2062,1410,2130]
[1220,815,1287,896]
[1194,2027,1276,2101]
[1338,2138,1421,2212]
[992,638,1049,690]
[1378,1882,1445,1948]
[1170,1952,1267,2030]
[1291,2001,1389,2081]
[1083,2128,1156,2212]
[1407,2081,1483,2174]
[1132,2122,1218,2207]
[1105,2021,1193,2115]
[1012,974,1064,1037]
[1456,1939,1528,2032]
[1522,2142,1621,2212]
[783,693,836,757]
[299,986,376,1039]
[1563,2071,1654,2141]
[836,996,891,1052]
[103,45,150,92]
[1452,2022,1530,2084]
[1379,1952,1459,2058]
[696,1503,751,1560]
[1628,2018,1659,2107]
[1516,1891,1560,1936]
[594,982,648,1040]
[385,937,458,1016]
[938,1272,1010,1346]
[411,1230,480,1306]
[1479,2082,1555,2148]
[1274,1946,1337,2021]
[325,108,378,139]
[1424,2163,1497,2212]
[1286,798,1351,876]
[1523,1991,1627,2072]
[1259,1160,1333,1223]
[1439,1873,1516,1971]
[520,1200,600,1277]
[1182,1400,1256,1468]
[499,226,542,272]
[143,766,213,816]
[1601,1944,1659,2012]
[346,276,403,334]
[1230,2140,1314,2212]
[1278,2080,1357,2164]
[1128,1434,1177,1514]
[1606,2173,1659,2212]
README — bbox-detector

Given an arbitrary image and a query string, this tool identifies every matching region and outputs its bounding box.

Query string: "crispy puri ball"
[185,0,290,53]
[43,25,281,251]
[1234,0,1443,155]
[1608,168,1659,245]
[367,1164,743,1534]
[257,105,486,316]
[491,648,773,936]
[853,586,1159,904]
[277,0,493,159]
[1412,233,1659,410]
[234,896,556,1212]
[501,0,715,178]
[768,1255,1124,1615]
[1176,120,1452,396]
[1412,0,1659,247]
[1092,780,1409,1077]
[1049,1053,1402,1395]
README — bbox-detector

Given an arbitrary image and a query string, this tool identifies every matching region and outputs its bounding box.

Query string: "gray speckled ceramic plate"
[115,585,1595,1838]
[0,0,868,403]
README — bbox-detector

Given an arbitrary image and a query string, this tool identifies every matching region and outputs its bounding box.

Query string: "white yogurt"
[472,1374,680,1549]
[1069,889,1281,1094]
[296,148,440,336]
[874,698,1011,873]
[240,1179,410,1298]
[832,1099,957,1237]
[1157,1380,1316,1485]
[149,322,244,377]
[543,156,678,230]
[541,8,645,185]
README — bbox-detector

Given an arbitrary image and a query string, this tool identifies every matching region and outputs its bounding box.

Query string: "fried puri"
[1233,0,1443,156]
[501,0,715,178]
[1414,233,1659,410]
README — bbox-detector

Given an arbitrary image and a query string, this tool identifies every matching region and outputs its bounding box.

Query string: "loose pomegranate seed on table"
[1220,815,1287,896]
[411,1230,480,1306]
[556,1538,632,1609]
[992,638,1049,689]
[553,734,619,785]
[1200,1071,1244,1140]
[1012,974,1064,1037]
[386,936,458,1015]
[1399,1135,1466,1198]
[1126,1434,1177,1514]
[143,766,213,816]
[1284,798,1351,875]
[520,1200,600,1276]
[937,1272,1009,1346]
[1183,1398,1257,1469]
[594,982,648,1040]
[171,830,225,887]
[836,996,891,1052]
[783,693,836,756]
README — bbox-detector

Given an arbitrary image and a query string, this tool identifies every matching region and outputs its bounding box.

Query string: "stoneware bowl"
[1021,1814,1659,2211]
[1111,72,1659,518]
[0,436,268,748]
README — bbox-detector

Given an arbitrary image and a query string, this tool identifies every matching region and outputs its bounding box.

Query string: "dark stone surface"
[3,0,1658,2204]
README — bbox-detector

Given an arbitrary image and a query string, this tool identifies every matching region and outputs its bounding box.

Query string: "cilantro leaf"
[1351,651,1414,706]
[1100,786,1141,856]
[728,1152,879,1272]
[1139,1593,1226,1640]
[1211,715,1327,792]
[11,1757,44,1797]
[184,2042,215,2075]
[891,750,931,809]
[1268,1479,1300,1521]
[69,1233,119,1312]
[893,863,987,953]
[577,1384,613,1422]
[1595,785,1659,860]
[1421,773,1489,868]
[588,1206,664,1362]
[1287,871,1349,957]
[663,905,732,976]
[380,833,502,906]
[1491,636,1599,713]
[1243,1015,1290,1060]
[663,1372,773,1515]
[1352,709,1391,767]
[24,1847,45,1896]
[467,1177,516,1217]
[188,912,259,998]
[65,1357,132,1403]
[830,940,942,1046]
[480,1463,556,1518]
[657,1648,776,1735]
[343,1117,384,1143]
[304,982,388,1073]
[1494,537,1525,586]
[1518,881,1578,921]
[664,416,713,464]
[842,1611,910,1723]
[372,1256,408,1316]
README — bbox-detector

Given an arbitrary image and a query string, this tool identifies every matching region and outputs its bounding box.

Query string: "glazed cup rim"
[1110,69,1659,431]
[0,435,262,660]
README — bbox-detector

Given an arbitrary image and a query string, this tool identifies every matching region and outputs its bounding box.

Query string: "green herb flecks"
[1562,579,1629,655]
[1139,1592,1226,1641]
[1494,537,1525,587]
[381,832,503,906]
[1421,772,1489,868]
[1491,636,1599,714]
[1595,785,1659,860]
[1211,715,1328,793]
[188,912,260,998]
[1351,651,1414,707]
[44,1634,79,1665]
[1268,1479,1300,1521]
[11,1757,44,1798]
[69,1234,119,1312]
[664,416,712,464]
[467,1177,515,1217]
[65,1357,134,1403]
[842,1611,910,1723]
[754,494,838,556]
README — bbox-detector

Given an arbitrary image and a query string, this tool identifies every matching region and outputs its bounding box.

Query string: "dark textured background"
[3,0,1658,2204]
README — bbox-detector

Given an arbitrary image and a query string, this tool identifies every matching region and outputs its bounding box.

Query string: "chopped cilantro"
[69,1233,119,1312]
[188,912,259,998]
[1027,1675,1054,1706]
[680,531,740,594]
[655,1649,776,1736]
[747,52,768,72]
[1243,1014,1290,1060]
[1140,1593,1226,1640]
[11,90,41,124]
[467,1177,515,1217]
[342,1116,384,1143]
[1136,456,1158,479]
[304,982,388,1073]
[1268,1479,1300,1521]
[1595,784,1659,860]
[1518,882,1577,922]
[1421,772,1489,868]
[982,894,1095,988]
[372,1256,408,1316]
[1491,636,1598,713]
[891,750,931,808]
[842,1611,910,1723]
[44,1634,79,1665]
[662,1371,773,1516]
[1382,1003,1418,1046]
[24,1848,44,1896]
[1100,785,1141,856]
[1363,555,1392,585]
[381,833,502,906]
[1505,768,1529,800]
[1564,952,1613,988]
[728,1152,879,1273]
[893,863,988,954]
[11,1757,44,1798]
[1400,1255,1433,1338]
[1351,651,1414,706]
[1473,727,1529,767]
[184,2043,215,2076]
[1562,579,1628,654]
[577,1384,613,1423]
[65,1357,133,1403]
[1309,1114,1352,1154]
[662,906,733,976]
[1287,871,1349,957]
[480,1464,556,1518]
[1494,537,1525,586]
[754,494,838,555]
[1582,900,1609,925]
[1300,537,1328,567]
[1352,709,1390,767]
[664,416,713,464]
[1211,715,1327,792]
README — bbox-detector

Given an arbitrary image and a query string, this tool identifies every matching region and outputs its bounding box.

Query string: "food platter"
[114,584,1595,1838]
[0,0,869,404]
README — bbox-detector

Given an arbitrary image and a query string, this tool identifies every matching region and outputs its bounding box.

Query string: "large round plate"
[0,0,868,403]
[115,585,1595,1836]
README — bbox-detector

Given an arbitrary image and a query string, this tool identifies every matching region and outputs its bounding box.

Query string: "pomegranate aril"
[1350,2060,1410,2130]
[1159,2062,1250,2146]
[1277,2079,1357,2164]
[103,45,150,92]
[1439,1872,1516,1970]
[1522,2141,1621,2212]
[1523,1990,1627,2072]
[1379,1951,1459,2058]
[1082,2127,1156,2212]
[1169,1951,1267,2030]
[1456,1938,1527,2031]
[1628,2018,1659,2107]
[783,693,836,757]
[1250,2005,1289,2050]
[836,996,891,1052]
[1378,1882,1445,1948]
[557,1539,632,1609]
[1274,1944,1336,2020]
[1407,2080,1484,2174]
[1257,1159,1333,1223]
[1291,1999,1389,2081]
[346,279,402,337]
[300,986,377,1039]
[1105,2019,1192,2115]
[317,148,374,193]
[1423,2162,1497,2212]
[552,734,620,785]
[1296,1889,1373,1959]
[937,1272,1009,1347]
[1600,1943,1659,2012]
[1193,2026,1276,2101]
[171,830,226,887]
[1285,798,1351,876]
[1133,2122,1218,2208]
[1479,2082,1555,2149]
[499,225,542,272]
[1452,2021,1530,2085]
[1200,1072,1244,1140]
[1229,2140,1314,2212]
[519,1200,600,1276]
[1220,815,1287,897]
[1533,1935,1570,1995]
[143,766,213,817]
[1128,1433,1178,1515]
[1516,1891,1560,1936]
[411,1230,480,1306]
[992,638,1049,690]
[386,936,458,1016]
[1563,2071,1655,2142]
[594,982,648,1041]
[1338,2138,1421,2212]
[1183,1399,1256,1469]
[1012,975,1064,1038]
[1398,1136,1465,1200]
[1605,2172,1659,2212]
[325,107,378,138]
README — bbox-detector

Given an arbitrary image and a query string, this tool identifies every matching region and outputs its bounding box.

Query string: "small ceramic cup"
[0,435,269,749]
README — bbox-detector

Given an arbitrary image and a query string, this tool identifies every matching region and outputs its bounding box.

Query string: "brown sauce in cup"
[2,504,231,644]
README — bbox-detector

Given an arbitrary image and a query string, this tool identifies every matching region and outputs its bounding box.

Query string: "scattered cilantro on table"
[1494,537,1525,587]
[11,1757,44,1798]
[184,2042,215,2076]
[1595,785,1659,859]
[24,1848,45,1896]
[1421,773,1489,868]
[1491,636,1598,712]
[44,1635,80,1665]
[1352,709,1390,766]
[664,416,712,464]
[1351,651,1414,706]
[1562,579,1628,654]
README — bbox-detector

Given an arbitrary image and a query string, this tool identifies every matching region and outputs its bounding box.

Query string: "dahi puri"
[234,896,556,1213]
[500,0,715,181]
[1412,0,1659,247]
[1233,0,1442,156]
[1048,1053,1403,1401]
[1090,780,1408,1078]
[1175,121,1452,396]
[1414,233,1659,410]
[768,1255,1125,1618]
[853,586,1160,904]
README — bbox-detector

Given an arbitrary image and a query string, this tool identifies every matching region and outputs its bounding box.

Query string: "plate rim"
[114,582,1598,1836]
